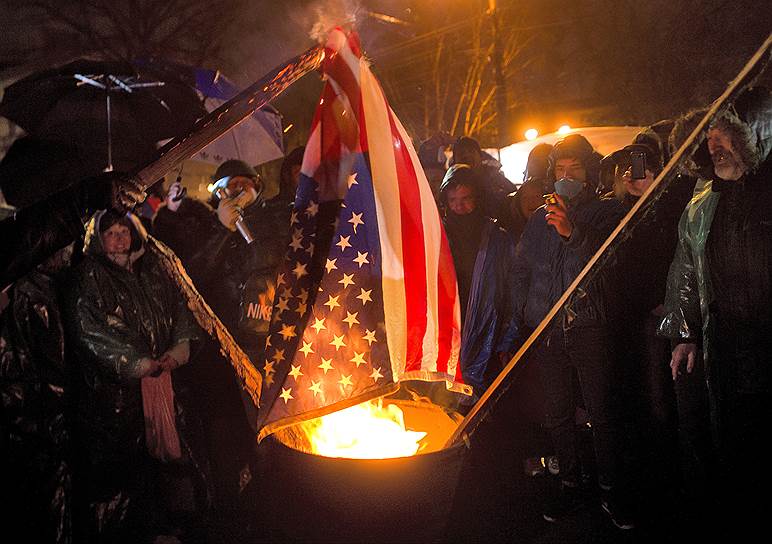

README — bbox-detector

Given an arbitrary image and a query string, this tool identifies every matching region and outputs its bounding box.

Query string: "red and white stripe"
[305,28,462,382]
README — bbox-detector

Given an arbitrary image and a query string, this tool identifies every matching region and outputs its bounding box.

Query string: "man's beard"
[712,149,746,181]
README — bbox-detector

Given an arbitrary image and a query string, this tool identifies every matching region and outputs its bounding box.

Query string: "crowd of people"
[423,85,771,536]
[0,84,769,542]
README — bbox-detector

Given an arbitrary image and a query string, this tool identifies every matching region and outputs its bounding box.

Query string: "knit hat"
[212,159,258,183]
[547,133,600,186]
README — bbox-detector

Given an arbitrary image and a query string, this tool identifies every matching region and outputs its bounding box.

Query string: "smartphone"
[171,186,187,202]
[630,151,647,180]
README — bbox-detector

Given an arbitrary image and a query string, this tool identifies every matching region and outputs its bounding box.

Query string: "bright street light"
[557,124,572,134]
[524,128,538,141]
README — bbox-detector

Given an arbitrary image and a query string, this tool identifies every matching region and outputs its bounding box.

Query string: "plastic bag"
[141,370,182,462]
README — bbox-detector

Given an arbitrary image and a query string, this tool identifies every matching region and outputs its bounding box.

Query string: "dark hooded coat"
[64,211,205,530]
[512,188,625,332]
[440,172,518,394]
[153,196,288,361]
[659,87,772,442]
[0,265,72,543]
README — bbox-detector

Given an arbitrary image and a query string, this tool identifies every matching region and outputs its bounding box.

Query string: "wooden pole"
[131,45,325,192]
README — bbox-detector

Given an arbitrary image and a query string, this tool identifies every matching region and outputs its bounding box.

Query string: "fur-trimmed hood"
[709,86,772,175]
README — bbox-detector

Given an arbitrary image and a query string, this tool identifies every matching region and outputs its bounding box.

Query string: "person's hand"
[231,187,258,209]
[137,357,162,378]
[216,197,241,231]
[159,353,181,372]
[545,193,573,238]
[110,175,146,213]
[670,342,697,381]
[166,181,184,212]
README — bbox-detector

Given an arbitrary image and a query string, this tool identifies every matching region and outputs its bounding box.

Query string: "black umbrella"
[0,59,206,171]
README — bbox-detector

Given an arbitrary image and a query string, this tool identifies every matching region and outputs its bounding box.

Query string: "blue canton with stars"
[257,152,394,431]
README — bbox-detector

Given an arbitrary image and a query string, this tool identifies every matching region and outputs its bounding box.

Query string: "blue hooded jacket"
[512,189,624,331]
[450,219,518,393]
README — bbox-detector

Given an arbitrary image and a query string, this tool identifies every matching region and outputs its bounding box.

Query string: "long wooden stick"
[446,32,772,448]
[132,45,324,191]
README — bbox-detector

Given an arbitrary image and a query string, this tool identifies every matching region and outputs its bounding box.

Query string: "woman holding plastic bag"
[65,209,209,543]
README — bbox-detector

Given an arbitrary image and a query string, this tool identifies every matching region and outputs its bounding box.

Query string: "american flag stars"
[292,261,308,279]
[353,251,369,268]
[299,341,314,357]
[279,323,296,340]
[342,311,359,328]
[362,329,377,346]
[350,351,367,367]
[338,272,355,289]
[348,211,364,233]
[310,317,326,333]
[336,235,352,251]
[324,294,341,311]
[356,288,372,305]
[308,380,323,397]
[288,364,303,380]
[330,333,347,351]
[279,387,293,403]
[318,357,334,374]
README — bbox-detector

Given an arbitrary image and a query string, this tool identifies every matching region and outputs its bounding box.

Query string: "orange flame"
[298,399,427,459]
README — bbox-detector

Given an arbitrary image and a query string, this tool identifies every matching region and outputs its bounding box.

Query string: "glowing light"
[283,123,294,133]
[299,399,427,459]
[557,124,572,134]
[206,183,216,193]
[524,128,539,141]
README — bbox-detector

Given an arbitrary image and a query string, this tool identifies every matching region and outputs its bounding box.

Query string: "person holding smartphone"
[511,134,633,529]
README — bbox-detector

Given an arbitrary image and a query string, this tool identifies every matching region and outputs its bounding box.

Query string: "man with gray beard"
[659,86,772,536]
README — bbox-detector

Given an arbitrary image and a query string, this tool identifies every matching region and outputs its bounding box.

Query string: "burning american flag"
[256,28,468,442]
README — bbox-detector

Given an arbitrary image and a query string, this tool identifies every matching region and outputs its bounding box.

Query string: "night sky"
[1,0,770,148]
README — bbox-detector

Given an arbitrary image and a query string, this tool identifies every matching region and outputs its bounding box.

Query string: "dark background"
[1,0,769,151]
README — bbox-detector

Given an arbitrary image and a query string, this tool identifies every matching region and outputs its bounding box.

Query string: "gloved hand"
[217,196,241,232]
[110,175,147,213]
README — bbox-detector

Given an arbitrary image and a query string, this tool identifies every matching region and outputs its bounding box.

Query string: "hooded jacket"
[65,211,199,497]
[659,88,772,418]
[444,213,518,393]
[154,196,288,361]
[439,171,518,392]
[0,265,71,543]
[513,188,624,331]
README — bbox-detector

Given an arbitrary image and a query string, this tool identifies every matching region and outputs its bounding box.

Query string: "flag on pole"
[257,28,467,441]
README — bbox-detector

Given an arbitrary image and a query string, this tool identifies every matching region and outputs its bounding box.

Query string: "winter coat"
[0,268,71,543]
[451,219,518,393]
[658,88,772,435]
[615,174,696,319]
[154,197,289,361]
[512,189,625,331]
[65,211,199,499]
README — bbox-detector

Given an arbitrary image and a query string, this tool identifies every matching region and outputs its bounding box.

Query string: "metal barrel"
[250,400,469,543]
